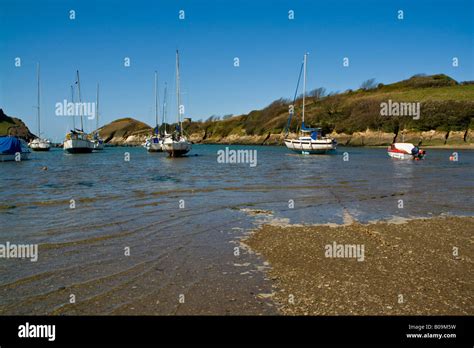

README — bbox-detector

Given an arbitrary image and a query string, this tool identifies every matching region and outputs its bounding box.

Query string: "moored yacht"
[29,137,51,151]
[162,50,192,157]
[29,63,51,151]
[145,72,164,152]
[92,83,104,151]
[284,53,337,154]
[162,134,192,157]
[284,127,337,154]
[64,129,94,153]
[63,71,94,154]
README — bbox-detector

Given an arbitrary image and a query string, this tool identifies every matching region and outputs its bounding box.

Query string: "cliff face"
[98,118,152,146]
[0,109,35,140]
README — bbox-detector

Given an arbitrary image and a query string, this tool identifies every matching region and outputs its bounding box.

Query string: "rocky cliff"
[0,109,35,140]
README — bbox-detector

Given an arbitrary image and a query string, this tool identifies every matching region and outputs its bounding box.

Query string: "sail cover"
[0,136,22,154]
[301,122,320,132]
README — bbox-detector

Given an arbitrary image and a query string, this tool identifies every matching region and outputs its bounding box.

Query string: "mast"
[71,85,75,130]
[154,71,158,128]
[176,50,183,134]
[96,83,99,131]
[76,70,83,131]
[302,53,307,125]
[37,63,41,137]
[163,83,167,134]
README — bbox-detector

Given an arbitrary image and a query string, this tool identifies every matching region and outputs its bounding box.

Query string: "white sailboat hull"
[148,142,163,152]
[29,138,51,151]
[145,137,163,152]
[64,139,94,153]
[284,137,337,154]
[162,137,191,157]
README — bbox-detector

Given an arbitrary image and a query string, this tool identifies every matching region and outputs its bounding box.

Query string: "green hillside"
[0,109,35,140]
[185,74,474,140]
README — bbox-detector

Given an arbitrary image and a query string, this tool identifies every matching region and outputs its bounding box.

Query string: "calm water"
[0,145,473,314]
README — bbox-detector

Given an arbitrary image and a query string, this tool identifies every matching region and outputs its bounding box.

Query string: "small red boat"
[388,143,426,160]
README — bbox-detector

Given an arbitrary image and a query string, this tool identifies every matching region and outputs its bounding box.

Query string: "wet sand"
[244,216,474,315]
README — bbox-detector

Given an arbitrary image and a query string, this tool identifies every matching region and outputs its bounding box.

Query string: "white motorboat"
[0,136,31,161]
[388,142,426,160]
[284,53,337,154]
[162,50,192,157]
[29,63,51,152]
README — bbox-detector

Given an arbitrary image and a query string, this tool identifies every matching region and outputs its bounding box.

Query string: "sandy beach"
[244,216,473,315]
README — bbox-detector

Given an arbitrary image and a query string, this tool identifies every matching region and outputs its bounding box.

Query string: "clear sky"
[1,0,472,141]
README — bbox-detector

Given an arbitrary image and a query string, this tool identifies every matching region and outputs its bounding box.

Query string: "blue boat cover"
[311,130,320,140]
[0,136,22,154]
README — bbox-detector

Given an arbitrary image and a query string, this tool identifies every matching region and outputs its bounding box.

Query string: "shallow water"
[0,145,472,314]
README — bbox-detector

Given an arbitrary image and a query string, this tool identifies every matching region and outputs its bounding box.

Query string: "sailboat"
[144,71,163,152]
[284,53,337,154]
[29,63,51,151]
[162,82,169,142]
[92,83,105,150]
[63,71,94,154]
[162,50,192,157]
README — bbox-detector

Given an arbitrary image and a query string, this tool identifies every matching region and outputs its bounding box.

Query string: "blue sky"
[1,0,472,141]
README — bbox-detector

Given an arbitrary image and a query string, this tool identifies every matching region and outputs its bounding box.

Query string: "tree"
[360,78,377,90]
[309,87,327,100]
[206,115,220,122]
[411,73,427,78]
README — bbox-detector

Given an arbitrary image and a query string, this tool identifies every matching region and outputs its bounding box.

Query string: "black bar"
[0,316,472,346]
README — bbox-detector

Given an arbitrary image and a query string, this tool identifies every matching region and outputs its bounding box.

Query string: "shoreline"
[243,215,474,315]
[97,143,474,150]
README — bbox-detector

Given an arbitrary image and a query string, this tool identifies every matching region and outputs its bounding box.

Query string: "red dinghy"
[388,143,426,160]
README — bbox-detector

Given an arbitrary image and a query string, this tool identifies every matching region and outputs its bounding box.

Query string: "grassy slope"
[0,109,35,139]
[186,75,474,139]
